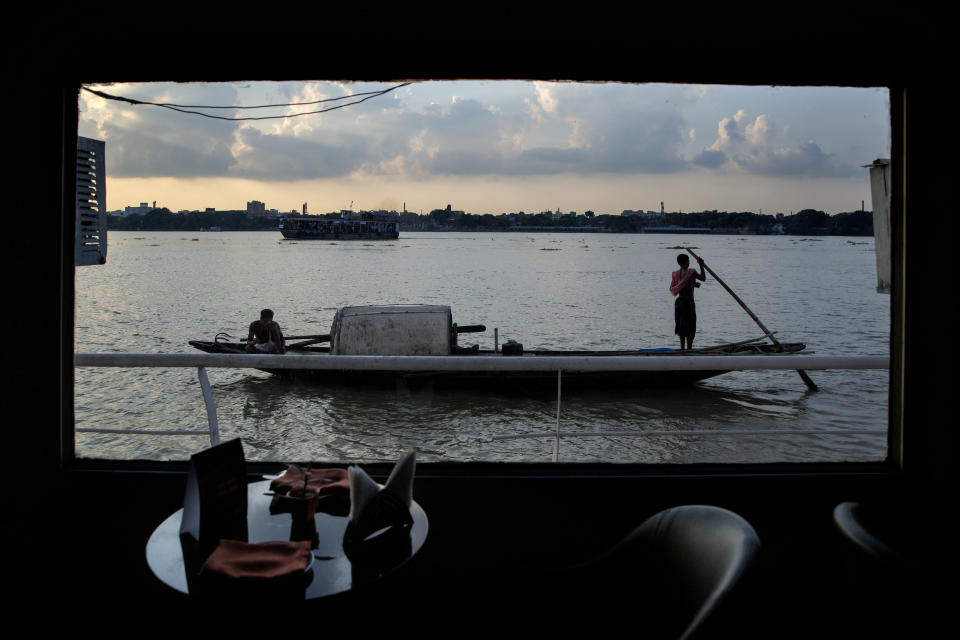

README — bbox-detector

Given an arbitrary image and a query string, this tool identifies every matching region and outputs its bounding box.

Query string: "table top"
[146,479,428,599]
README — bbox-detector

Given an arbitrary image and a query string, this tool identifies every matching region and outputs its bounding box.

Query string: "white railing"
[75,352,888,372]
[73,353,890,460]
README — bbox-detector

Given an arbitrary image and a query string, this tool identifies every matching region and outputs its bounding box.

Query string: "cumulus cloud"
[708,109,746,151]
[699,109,855,177]
[745,113,775,146]
[734,140,854,177]
[534,82,559,114]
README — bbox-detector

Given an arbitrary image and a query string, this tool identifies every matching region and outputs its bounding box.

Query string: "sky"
[77,80,890,216]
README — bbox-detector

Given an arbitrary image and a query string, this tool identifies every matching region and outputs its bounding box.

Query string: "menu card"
[180,438,248,553]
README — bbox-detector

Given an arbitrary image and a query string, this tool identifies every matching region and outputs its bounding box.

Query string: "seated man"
[246,308,286,353]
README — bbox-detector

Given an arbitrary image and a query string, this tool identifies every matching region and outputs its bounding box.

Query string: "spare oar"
[685,248,818,391]
[694,333,778,352]
[456,324,486,333]
[286,338,329,349]
[284,334,330,342]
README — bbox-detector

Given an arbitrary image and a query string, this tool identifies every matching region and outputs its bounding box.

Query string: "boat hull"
[279,229,399,240]
[187,340,804,391]
[262,367,729,390]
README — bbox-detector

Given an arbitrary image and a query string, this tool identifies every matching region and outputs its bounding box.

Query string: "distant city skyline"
[108,199,863,217]
[79,81,890,216]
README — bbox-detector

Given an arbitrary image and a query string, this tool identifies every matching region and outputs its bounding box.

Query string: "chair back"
[599,505,760,639]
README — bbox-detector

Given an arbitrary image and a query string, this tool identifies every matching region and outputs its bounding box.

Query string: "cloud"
[387,87,691,177]
[524,83,691,174]
[745,113,774,146]
[229,126,371,179]
[79,83,243,178]
[78,81,876,185]
[700,110,856,177]
[80,81,696,180]
[108,129,238,178]
[708,109,747,151]
[734,140,854,177]
[692,149,727,168]
[534,82,559,114]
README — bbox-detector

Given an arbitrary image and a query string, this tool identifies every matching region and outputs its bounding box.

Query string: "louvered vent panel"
[76,137,107,266]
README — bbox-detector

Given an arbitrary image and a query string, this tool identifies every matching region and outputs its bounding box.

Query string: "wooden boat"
[279,211,399,240]
[189,305,807,390]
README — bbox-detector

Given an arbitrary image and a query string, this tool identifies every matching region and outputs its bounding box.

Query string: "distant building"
[643,226,710,234]
[109,202,154,217]
[621,209,645,216]
[247,200,266,215]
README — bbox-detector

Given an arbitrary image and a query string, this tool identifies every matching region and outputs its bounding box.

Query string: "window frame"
[59,82,905,480]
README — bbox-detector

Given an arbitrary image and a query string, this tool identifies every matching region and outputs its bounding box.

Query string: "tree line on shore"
[107,207,875,236]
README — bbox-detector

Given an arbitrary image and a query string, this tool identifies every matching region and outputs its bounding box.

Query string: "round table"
[146,480,428,599]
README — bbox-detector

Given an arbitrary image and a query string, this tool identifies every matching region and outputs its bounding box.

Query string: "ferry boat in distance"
[279,210,399,240]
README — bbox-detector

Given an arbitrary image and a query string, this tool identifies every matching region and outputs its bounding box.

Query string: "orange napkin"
[270,466,349,496]
[199,539,312,580]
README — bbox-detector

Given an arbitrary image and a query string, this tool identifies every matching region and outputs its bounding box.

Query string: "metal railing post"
[553,369,562,462]
[197,366,221,446]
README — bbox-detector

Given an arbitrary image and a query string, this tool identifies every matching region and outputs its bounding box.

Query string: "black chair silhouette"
[577,505,761,639]
[832,501,907,569]
[831,501,916,635]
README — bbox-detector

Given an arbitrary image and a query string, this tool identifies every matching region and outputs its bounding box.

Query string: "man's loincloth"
[675,296,696,338]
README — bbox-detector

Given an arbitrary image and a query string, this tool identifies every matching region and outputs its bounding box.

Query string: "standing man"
[246,308,286,353]
[669,254,706,350]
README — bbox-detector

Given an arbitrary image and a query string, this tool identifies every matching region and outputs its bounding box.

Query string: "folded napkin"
[199,539,312,580]
[347,450,416,541]
[270,465,349,496]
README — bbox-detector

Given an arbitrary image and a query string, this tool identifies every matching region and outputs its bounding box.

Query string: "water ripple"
[75,232,890,464]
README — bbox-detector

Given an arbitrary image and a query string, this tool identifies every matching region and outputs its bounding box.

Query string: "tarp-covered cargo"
[330,305,453,355]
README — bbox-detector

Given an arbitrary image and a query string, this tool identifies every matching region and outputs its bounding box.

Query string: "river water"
[74,231,889,464]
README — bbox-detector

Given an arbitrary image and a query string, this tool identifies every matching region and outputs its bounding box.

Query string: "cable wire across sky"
[81,82,412,121]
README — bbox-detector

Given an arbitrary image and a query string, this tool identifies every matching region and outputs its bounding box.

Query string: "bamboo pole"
[685,248,818,391]
[693,333,778,352]
[284,334,330,341]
